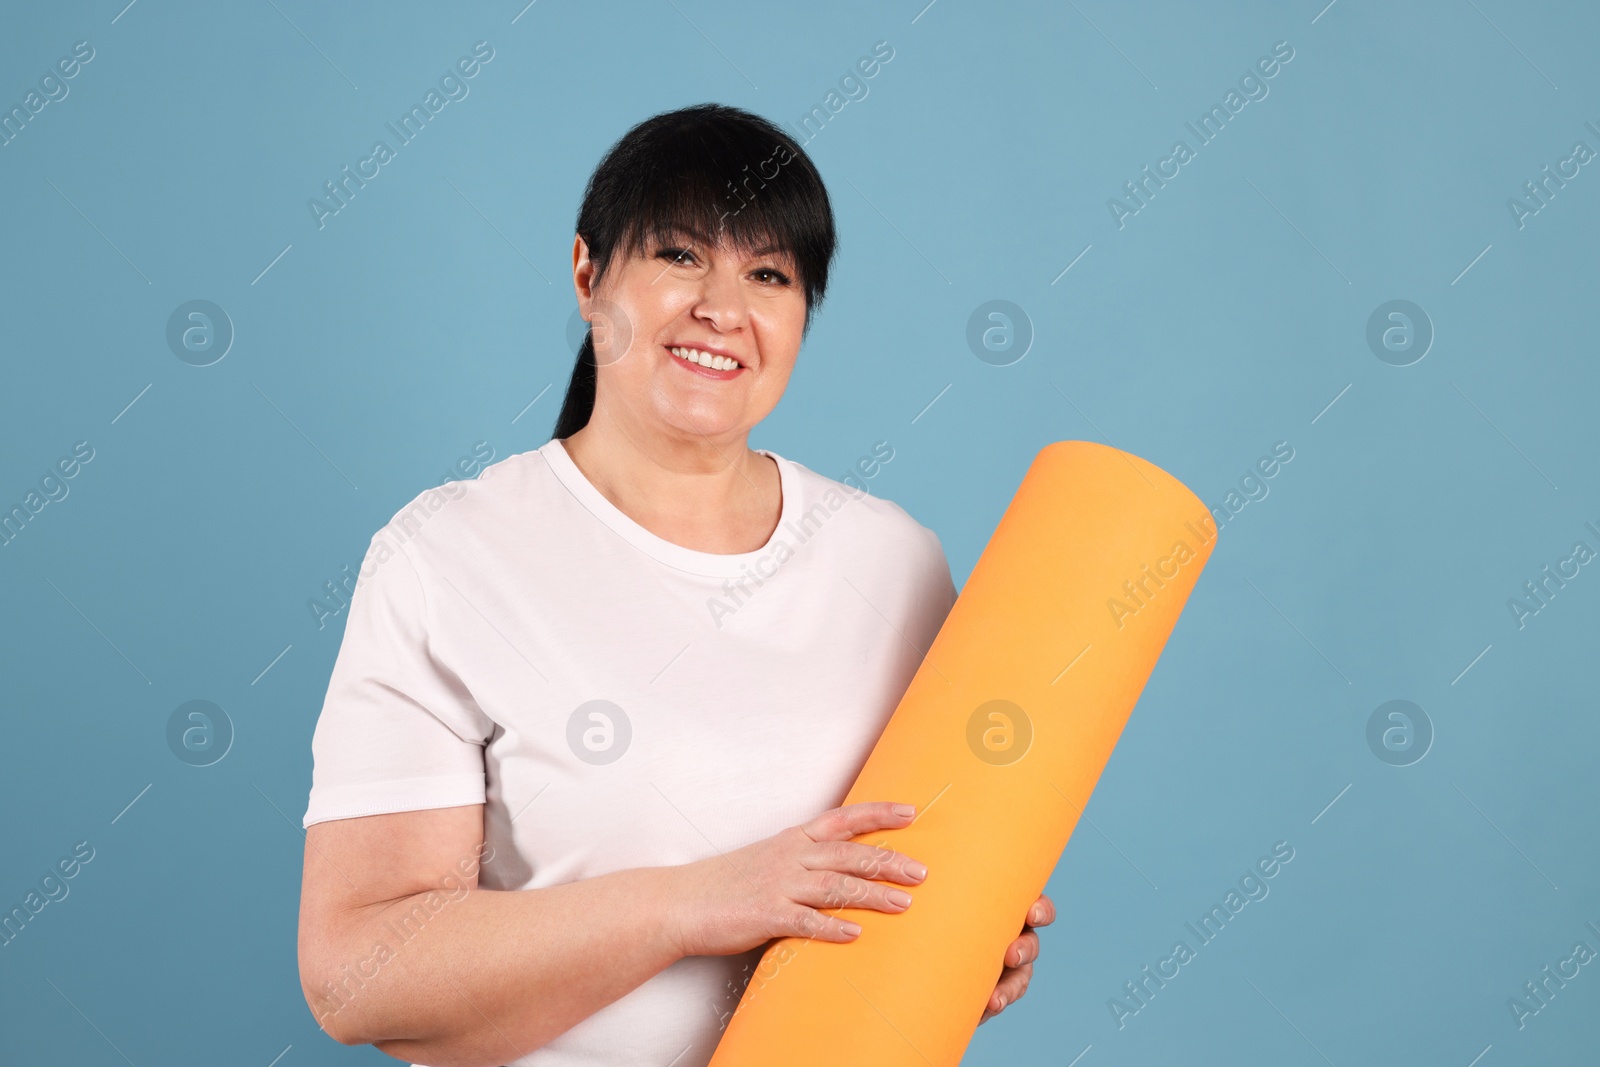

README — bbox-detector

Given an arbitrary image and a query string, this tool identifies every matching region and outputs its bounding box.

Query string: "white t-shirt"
[302,436,957,1066]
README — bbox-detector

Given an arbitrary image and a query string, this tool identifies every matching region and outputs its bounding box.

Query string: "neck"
[558,410,779,554]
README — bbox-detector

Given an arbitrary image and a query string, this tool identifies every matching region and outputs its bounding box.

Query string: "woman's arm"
[299,800,928,1064]
[297,803,685,1067]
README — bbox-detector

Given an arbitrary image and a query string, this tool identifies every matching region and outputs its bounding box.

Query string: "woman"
[297,102,1053,1066]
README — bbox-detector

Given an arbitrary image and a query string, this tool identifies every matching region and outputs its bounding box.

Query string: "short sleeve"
[302,535,494,828]
[906,524,959,657]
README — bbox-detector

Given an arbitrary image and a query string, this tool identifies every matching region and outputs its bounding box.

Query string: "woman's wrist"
[648,859,701,961]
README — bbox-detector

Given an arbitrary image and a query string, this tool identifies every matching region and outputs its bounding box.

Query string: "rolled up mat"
[708,439,1216,1066]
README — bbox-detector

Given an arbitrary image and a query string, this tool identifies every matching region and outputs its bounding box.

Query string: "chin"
[659,403,745,439]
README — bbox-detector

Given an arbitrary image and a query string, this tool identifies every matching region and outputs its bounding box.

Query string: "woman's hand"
[668,801,928,959]
[979,892,1055,1024]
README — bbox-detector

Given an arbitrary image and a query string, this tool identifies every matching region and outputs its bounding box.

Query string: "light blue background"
[2,1,1596,1064]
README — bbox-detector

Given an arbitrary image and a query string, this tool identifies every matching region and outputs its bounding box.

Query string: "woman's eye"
[656,247,789,286]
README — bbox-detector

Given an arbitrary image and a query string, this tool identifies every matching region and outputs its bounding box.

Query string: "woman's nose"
[689,267,748,330]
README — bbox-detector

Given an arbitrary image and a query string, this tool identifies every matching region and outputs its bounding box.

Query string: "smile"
[667,345,745,378]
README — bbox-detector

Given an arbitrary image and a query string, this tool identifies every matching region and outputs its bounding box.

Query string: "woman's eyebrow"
[663,226,788,260]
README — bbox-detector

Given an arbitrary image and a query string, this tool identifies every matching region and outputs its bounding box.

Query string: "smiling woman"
[297,103,1050,1067]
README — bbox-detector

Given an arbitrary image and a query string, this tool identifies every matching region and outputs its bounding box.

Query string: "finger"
[801,801,917,844]
[982,961,1033,1018]
[1004,929,1039,968]
[786,903,863,943]
[806,840,926,887]
[1026,892,1056,927]
[979,966,1030,1023]
[804,867,914,917]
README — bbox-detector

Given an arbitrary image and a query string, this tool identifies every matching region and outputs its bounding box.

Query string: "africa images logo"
[1107,40,1295,229]
[307,41,495,230]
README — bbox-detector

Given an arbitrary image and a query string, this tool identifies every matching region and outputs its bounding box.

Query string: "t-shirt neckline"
[537,437,797,578]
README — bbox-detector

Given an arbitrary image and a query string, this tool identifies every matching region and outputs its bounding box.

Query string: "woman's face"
[572,226,807,446]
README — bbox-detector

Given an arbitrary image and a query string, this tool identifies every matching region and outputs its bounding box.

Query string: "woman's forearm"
[308,864,687,1066]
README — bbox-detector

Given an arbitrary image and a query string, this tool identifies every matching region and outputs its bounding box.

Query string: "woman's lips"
[665,345,744,380]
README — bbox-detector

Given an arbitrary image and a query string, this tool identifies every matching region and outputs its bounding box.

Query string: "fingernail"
[842,921,862,936]
[893,804,915,817]
[907,861,928,880]
[887,889,913,908]
[996,995,1007,1010]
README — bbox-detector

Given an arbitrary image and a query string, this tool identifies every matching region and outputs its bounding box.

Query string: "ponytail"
[551,330,598,439]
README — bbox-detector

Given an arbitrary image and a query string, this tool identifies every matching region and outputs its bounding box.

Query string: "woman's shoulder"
[772,450,950,566]
[774,451,958,618]
[365,446,559,560]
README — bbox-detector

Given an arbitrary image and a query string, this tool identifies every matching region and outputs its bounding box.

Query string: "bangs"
[612,156,808,275]
[578,104,835,312]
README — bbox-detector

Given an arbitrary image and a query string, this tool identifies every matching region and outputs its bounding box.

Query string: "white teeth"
[670,346,740,371]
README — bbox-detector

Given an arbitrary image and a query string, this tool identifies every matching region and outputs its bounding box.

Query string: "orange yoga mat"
[708,440,1216,1066]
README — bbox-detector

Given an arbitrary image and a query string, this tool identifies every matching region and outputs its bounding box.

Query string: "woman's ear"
[572,234,596,317]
